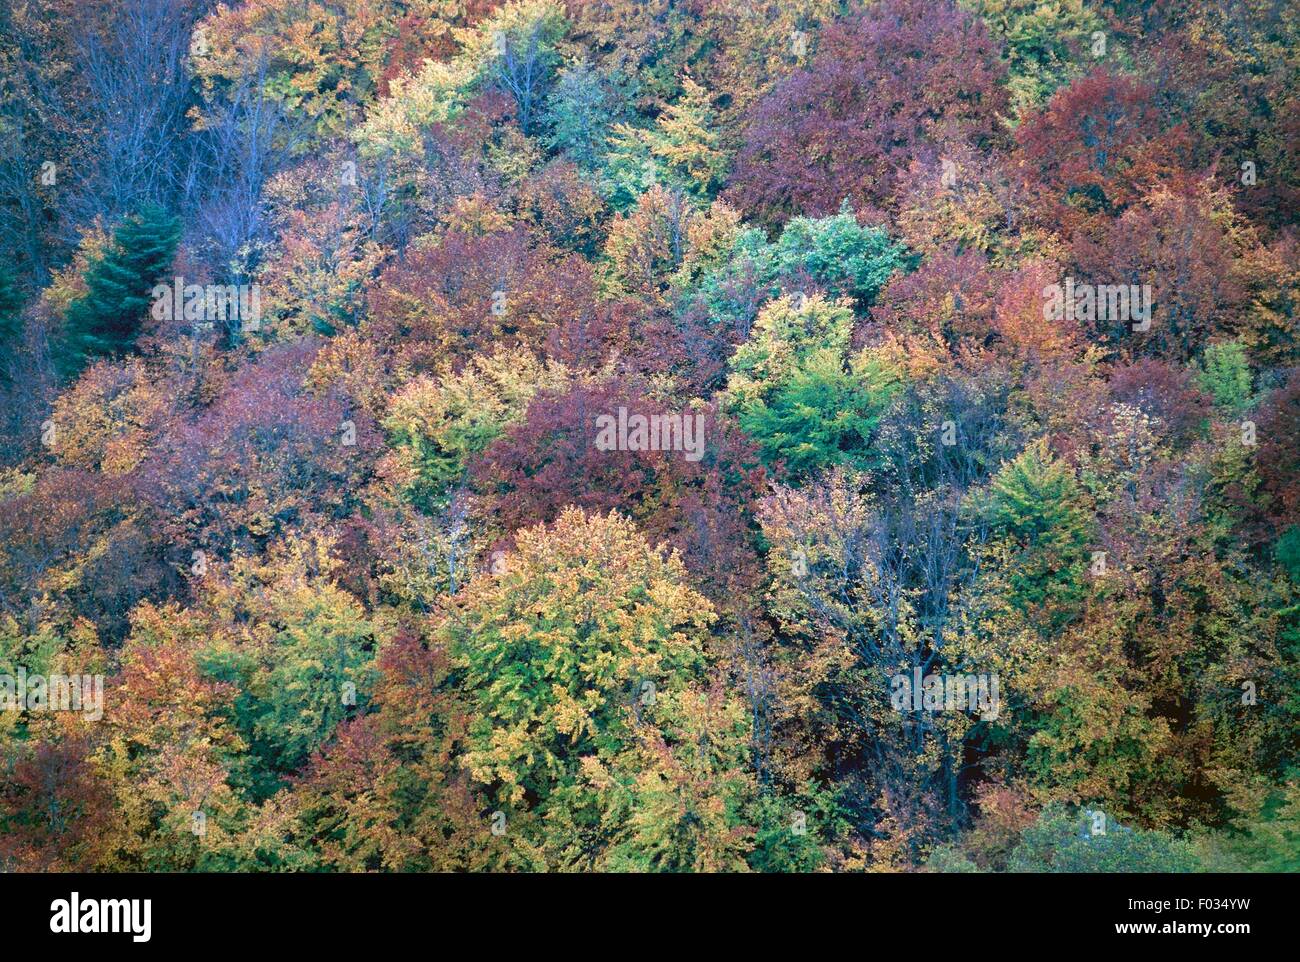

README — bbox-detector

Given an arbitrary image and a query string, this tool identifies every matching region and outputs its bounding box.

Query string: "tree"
[0,0,72,284]
[726,293,904,477]
[147,341,379,558]
[1012,605,1182,815]
[1072,184,1252,360]
[514,160,607,256]
[964,0,1104,121]
[1107,357,1212,449]
[1006,805,1200,872]
[873,248,1003,346]
[767,203,906,312]
[893,148,1040,264]
[467,0,568,136]
[1139,1,1300,233]
[740,346,904,477]
[1202,778,1300,872]
[0,616,117,871]
[193,0,404,139]
[563,0,705,113]
[979,439,1095,617]
[1015,70,1192,240]
[602,185,694,308]
[97,602,263,870]
[66,0,201,226]
[61,205,180,375]
[382,347,570,512]
[1195,341,1253,412]
[440,507,752,869]
[470,377,767,600]
[366,222,596,368]
[0,262,23,371]
[2,0,1297,878]
[250,156,386,341]
[292,628,509,871]
[677,204,904,371]
[1257,370,1300,530]
[594,683,756,872]
[197,533,380,787]
[543,61,626,169]
[644,74,727,200]
[729,0,1009,225]
[46,359,167,475]
[756,467,992,862]
[0,734,119,871]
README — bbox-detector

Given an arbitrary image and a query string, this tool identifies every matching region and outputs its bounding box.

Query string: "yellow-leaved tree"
[442,507,756,870]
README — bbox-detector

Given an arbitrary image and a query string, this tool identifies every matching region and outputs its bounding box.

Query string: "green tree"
[681,204,905,331]
[741,347,903,476]
[196,536,379,795]
[1196,340,1253,411]
[243,582,377,778]
[1277,526,1300,581]
[61,205,181,376]
[0,262,23,381]
[963,0,1103,121]
[1201,778,1300,872]
[745,790,835,873]
[727,293,904,476]
[601,121,659,211]
[770,204,906,310]
[0,262,22,342]
[544,62,627,169]
[1007,805,1201,873]
[980,440,1095,613]
[597,686,756,872]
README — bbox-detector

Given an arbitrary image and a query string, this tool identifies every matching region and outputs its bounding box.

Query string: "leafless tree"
[491,20,559,136]
[187,53,302,279]
[66,0,205,229]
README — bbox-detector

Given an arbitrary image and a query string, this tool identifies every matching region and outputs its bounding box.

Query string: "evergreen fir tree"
[61,204,181,376]
[0,261,23,380]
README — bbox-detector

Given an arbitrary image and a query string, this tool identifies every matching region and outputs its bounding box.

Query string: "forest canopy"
[0,0,1297,873]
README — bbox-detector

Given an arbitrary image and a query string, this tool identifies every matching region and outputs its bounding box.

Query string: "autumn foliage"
[0,0,1297,875]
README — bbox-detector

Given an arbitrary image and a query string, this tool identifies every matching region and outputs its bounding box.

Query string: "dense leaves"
[0,0,1296,874]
